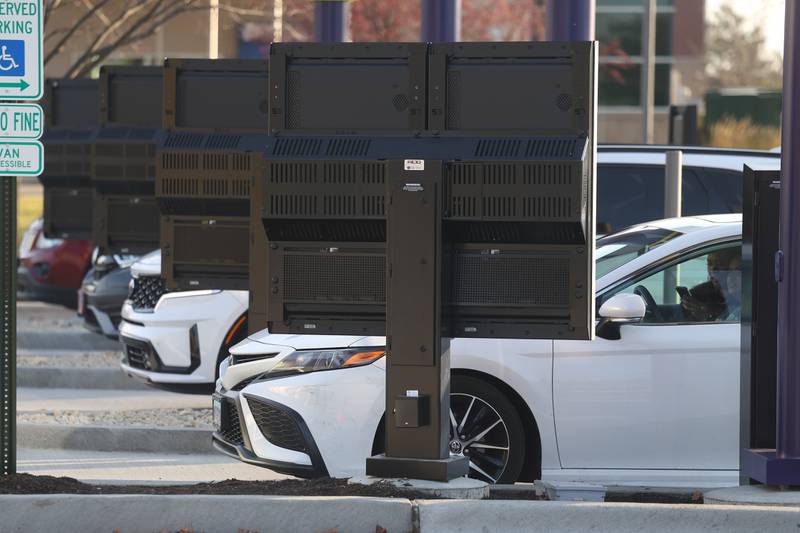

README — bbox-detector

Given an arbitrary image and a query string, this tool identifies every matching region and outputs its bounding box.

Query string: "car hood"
[131,249,161,277]
[245,329,386,350]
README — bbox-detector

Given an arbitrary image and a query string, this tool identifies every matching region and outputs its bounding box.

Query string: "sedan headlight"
[268,348,385,376]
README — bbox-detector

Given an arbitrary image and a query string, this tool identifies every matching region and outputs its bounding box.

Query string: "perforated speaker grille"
[451,254,569,306]
[283,254,386,303]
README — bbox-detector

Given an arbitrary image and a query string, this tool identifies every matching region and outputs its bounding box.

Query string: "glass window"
[601,242,742,324]
[598,12,642,56]
[597,165,665,232]
[597,12,673,58]
[599,63,671,106]
[596,227,683,279]
[681,170,710,216]
[688,168,743,214]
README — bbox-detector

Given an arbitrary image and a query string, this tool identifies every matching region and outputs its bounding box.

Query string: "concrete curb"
[18,424,213,454]
[2,495,800,533]
[17,366,146,390]
[416,500,800,533]
[705,485,800,507]
[0,494,414,533]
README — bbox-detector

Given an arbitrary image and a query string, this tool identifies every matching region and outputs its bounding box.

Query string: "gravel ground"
[18,351,122,368]
[17,302,85,332]
[18,408,212,429]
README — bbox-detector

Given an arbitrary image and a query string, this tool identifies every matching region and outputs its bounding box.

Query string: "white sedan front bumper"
[213,360,385,478]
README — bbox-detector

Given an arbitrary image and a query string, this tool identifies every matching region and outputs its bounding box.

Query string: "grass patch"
[708,116,781,150]
[17,180,42,246]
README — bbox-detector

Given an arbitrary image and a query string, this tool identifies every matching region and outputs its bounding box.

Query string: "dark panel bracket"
[366,160,468,481]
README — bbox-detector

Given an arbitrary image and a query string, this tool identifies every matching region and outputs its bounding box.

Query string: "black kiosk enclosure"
[740,165,781,474]
[91,66,163,255]
[39,78,98,240]
[251,42,597,482]
[156,58,269,291]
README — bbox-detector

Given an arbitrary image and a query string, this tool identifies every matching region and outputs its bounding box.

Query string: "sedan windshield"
[596,227,682,279]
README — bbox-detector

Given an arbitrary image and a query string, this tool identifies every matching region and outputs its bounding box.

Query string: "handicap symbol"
[0,46,19,72]
[0,40,24,77]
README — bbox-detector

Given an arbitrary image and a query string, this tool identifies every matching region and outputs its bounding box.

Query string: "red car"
[17,218,93,309]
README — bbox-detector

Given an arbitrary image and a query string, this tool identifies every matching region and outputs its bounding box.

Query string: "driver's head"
[726,255,742,303]
[707,248,739,289]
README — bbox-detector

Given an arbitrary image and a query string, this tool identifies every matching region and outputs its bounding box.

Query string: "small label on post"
[406,390,419,397]
[404,159,424,171]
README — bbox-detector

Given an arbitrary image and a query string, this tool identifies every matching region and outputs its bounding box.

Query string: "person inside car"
[679,248,741,322]
[722,255,742,321]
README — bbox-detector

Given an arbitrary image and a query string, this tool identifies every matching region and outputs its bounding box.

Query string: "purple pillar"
[741,0,800,485]
[777,0,800,461]
[546,0,595,41]
[421,0,461,42]
[314,0,349,43]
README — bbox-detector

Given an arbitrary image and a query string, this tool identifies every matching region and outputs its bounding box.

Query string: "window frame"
[597,237,742,326]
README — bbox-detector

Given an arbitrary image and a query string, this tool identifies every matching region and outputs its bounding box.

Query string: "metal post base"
[366,454,469,482]
[742,449,800,485]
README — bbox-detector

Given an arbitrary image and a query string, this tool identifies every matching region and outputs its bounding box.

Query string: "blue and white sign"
[0,2,42,100]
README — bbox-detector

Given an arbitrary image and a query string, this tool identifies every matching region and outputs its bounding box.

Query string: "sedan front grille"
[129,275,168,311]
[220,398,244,446]
[247,397,307,453]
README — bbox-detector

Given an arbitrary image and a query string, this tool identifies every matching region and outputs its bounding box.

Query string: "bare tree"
[44,0,314,79]
[706,4,782,90]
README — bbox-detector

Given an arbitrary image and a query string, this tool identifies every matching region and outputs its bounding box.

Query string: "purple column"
[546,0,595,41]
[777,0,800,460]
[741,0,800,485]
[421,0,461,42]
[314,0,349,43]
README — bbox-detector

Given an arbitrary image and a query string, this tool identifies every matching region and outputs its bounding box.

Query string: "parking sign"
[0,1,42,99]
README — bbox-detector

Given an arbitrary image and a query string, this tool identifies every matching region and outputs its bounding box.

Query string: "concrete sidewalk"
[17,448,288,484]
[1,495,799,533]
[17,387,210,412]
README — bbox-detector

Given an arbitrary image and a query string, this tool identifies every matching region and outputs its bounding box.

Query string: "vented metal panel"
[157,152,251,199]
[283,253,385,303]
[445,161,583,222]
[93,139,157,182]
[265,161,386,219]
[42,142,92,176]
[451,254,569,306]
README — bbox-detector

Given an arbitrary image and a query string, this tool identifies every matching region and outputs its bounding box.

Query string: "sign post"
[0,0,43,476]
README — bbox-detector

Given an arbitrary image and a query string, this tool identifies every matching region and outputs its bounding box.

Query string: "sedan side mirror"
[596,293,647,340]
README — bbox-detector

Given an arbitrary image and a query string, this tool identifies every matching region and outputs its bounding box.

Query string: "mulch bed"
[0,474,703,504]
[0,474,432,499]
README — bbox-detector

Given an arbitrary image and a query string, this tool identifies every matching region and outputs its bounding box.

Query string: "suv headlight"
[267,348,385,377]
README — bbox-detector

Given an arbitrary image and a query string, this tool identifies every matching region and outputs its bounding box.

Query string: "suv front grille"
[247,397,307,453]
[220,398,244,446]
[130,275,168,311]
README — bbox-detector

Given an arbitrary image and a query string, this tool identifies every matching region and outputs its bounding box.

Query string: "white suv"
[119,250,248,391]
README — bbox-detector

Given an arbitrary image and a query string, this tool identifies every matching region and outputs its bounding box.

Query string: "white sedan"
[214,215,743,488]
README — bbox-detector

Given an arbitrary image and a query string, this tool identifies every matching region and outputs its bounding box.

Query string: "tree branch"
[44,0,115,66]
